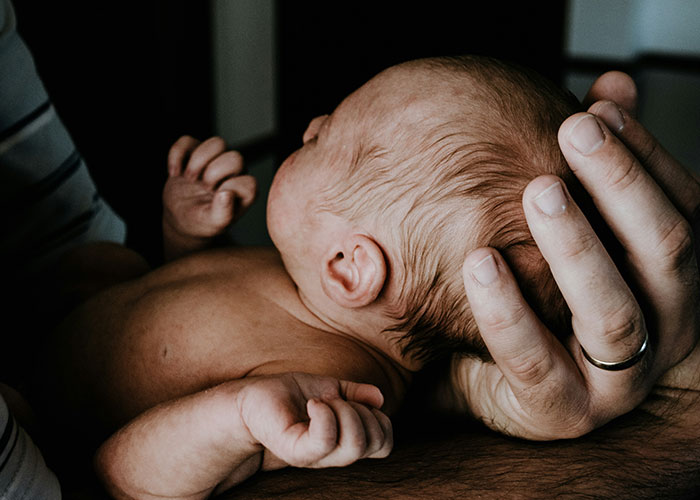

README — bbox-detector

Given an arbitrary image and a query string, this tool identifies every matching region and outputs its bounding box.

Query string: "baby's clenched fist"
[163,135,257,259]
[236,373,393,470]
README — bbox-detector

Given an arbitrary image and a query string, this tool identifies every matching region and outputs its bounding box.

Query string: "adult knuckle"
[559,230,599,261]
[481,302,528,333]
[636,133,661,168]
[655,217,696,274]
[603,153,643,194]
[507,346,554,387]
[599,301,644,347]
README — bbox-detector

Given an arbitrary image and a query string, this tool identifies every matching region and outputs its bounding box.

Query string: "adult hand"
[453,72,700,440]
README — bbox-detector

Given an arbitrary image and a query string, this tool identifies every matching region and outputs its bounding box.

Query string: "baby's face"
[265,66,421,267]
[265,65,454,295]
[266,93,363,283]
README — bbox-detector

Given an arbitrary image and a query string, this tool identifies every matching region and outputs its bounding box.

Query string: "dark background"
[14,1,567,263]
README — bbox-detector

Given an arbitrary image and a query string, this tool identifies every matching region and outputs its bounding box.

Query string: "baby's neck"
[288,285,422,375]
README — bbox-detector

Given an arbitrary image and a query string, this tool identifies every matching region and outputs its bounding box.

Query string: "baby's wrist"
[162,218,213,260]
[209,380,264,452]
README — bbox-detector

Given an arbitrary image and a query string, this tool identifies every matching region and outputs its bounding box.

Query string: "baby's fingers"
[303,398,339,459]
[272,398,336,467]
[202,151,245,188]
[218,175,257,221]
[337,380,384,410]
[206,191,236,229]
[363,405,393,459]
[311,398,367,468]
[168,135,201,176]
[184,136,226,180]
[344,402,388,459]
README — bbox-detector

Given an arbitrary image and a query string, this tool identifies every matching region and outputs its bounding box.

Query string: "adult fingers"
[558,113,699,371]
[184,136,226,180]
[559,113,694,277]
[167,135,200,176]
[522,176,652,412]
[522,176,646,365]
[462,248,582,404]
[202,150,245,189]
[582,71,638,117]
[588,100,700,224]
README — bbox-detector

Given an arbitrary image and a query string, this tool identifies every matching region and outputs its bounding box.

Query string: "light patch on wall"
[212,0,277,146]
[566,0,700,59]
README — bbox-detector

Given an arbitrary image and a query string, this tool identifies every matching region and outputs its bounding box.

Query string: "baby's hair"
[322,55,586,362]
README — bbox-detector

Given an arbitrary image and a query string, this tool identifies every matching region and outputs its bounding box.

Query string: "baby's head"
[267,55,582,369]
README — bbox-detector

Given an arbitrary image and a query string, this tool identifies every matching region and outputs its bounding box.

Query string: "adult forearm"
[228,388,700,499]
[96,380,263,500]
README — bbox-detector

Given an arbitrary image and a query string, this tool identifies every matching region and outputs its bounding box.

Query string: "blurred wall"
[212,0,276,146]
[14,1,214,262]
[211,1,568,245]
[211,0,277,245]
[565,0,700,174]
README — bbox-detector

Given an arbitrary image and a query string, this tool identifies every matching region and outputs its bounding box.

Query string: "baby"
[42,55,581,498]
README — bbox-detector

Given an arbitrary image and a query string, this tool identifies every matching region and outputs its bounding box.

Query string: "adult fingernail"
[472,254,499,286]
[569,115,604,155]
[596,102,625,133]
[534,181,568,216]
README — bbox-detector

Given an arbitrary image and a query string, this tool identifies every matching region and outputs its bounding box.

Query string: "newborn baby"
[45,55,581,498]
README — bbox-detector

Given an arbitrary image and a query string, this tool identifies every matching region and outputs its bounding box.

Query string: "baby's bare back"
[47,246,392,431]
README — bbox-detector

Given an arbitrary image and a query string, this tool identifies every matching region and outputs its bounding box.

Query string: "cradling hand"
[452,72,700,440]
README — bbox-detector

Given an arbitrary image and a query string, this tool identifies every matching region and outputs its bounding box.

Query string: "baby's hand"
[238,373,393,470]
[163,136,257,258]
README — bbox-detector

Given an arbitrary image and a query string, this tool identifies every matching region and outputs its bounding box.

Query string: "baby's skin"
[44,136,405,499]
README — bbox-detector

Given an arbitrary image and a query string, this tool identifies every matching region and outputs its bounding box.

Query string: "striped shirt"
[0,396,61,500]
[1,0,127,497]
[0,0,126,278]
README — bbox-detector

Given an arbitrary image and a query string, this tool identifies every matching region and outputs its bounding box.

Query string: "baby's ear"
[320,234,387,308]
[303,115,329,144]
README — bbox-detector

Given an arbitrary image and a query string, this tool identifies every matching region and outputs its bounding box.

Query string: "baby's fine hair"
[323,55,586,362]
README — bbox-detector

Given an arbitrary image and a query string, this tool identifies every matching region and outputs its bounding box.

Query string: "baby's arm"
[163,136,257,261]
[95,373,392,500]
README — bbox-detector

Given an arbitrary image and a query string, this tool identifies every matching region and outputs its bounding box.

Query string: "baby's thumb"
[303,399,337,459]
[340,381,384,409]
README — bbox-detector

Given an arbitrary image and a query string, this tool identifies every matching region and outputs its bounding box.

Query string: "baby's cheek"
[266,179,300,249]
